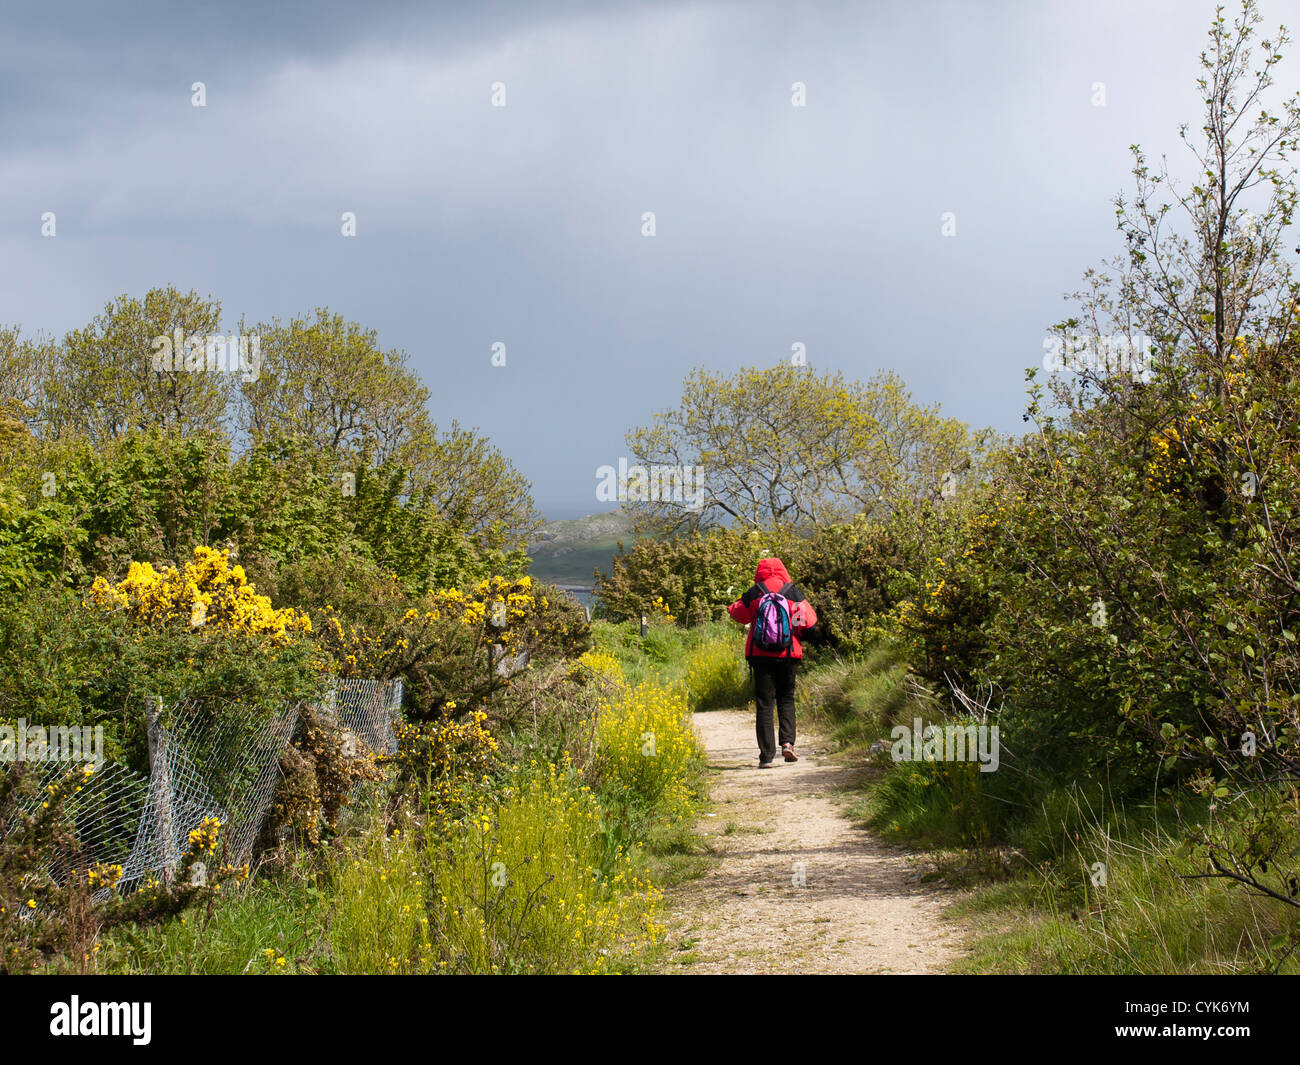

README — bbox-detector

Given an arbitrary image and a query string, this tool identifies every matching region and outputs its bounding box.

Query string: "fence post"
[317,678,340,728]
[143,695,177,887]
[385,678,403,755]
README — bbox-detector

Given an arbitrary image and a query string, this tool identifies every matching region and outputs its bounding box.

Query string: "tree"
[45,287,231,444]
[238,309,540,554]
[1018,0,1300,919]
[238,308,435,463]
[624,363,985,534]
[0,325,58,435]
[408,420,542,553]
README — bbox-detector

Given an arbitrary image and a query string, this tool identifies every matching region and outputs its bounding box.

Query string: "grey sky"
[2,0,1294,517]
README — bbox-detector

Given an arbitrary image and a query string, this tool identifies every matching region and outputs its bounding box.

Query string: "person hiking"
[728,557,817,768]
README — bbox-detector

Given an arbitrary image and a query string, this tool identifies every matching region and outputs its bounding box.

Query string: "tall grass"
[954,790,1300,974]
[795,642,1300,973]
[592,619,743,691]
[679,636,751,712]
[328,827,431,974]
[428,759,663,974]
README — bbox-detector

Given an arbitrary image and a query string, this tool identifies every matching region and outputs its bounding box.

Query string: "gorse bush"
[313,573,590,719]
[0,582,322,776]
[86,546,313,645]
[594,526,771,625]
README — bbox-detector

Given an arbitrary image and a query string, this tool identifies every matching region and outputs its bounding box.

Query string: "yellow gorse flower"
[87,546,311,646]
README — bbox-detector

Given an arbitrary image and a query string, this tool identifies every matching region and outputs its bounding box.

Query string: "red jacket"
[728,557,817,659]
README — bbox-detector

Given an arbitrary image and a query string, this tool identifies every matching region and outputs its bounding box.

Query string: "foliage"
[679,637,750,713]
[426,758,665,974]
[0,764,247,974]
[625,363,987,533]
[237,308,541,553]
[594,525,775,624]
[390,709,500,830]
[594,678,704,827]
[0,582,320,775]
[87,545,312,645]
[42,286,231,445]
[314,573,589,719]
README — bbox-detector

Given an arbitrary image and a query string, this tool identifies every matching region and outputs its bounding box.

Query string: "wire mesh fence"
[320,677,402,758]
[3,678,402,894]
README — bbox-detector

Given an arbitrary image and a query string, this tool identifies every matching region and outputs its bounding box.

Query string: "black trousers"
[751,656,798,763]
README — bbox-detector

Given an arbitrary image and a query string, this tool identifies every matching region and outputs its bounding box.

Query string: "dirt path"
[657,709,966,974]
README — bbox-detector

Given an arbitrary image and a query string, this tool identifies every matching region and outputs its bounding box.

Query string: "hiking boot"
[782,743,798,762]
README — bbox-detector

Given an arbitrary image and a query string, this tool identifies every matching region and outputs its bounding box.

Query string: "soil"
[656,708,966,974]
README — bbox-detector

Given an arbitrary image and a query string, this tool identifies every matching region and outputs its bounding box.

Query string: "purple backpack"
[752,583,795,654]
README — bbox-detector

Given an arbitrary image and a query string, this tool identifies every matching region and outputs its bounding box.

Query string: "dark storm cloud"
[0,0,1294,516]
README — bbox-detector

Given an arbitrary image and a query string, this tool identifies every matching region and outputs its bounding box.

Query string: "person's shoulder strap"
[747,578,800,603]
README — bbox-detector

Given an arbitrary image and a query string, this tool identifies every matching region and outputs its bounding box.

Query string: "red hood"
[754,557,791,587]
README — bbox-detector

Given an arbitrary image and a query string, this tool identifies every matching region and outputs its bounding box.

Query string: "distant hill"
[526,511,635,589]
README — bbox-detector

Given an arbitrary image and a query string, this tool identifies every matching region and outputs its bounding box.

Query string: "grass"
[798,641,935,753]
[100,619,729,976]
[98,865,329,974]
[592,619,748,695]
[950,804,1300,975]
[796,641,1300,976]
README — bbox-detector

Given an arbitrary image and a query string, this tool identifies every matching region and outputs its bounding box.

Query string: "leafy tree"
[0,325,58,435]
[45,287,231,444]
[409,420,542,554]
[237,308,434,463]
[991,0,1300,913]
[239,309,541,553]
[625,364,985,533]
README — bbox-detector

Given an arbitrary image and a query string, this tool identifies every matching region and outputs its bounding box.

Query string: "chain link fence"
[4,678,402,894]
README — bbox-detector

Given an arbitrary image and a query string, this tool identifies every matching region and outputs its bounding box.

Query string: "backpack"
[752,582,796,654]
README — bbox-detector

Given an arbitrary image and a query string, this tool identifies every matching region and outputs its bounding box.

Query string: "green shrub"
[594,526,776,624]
